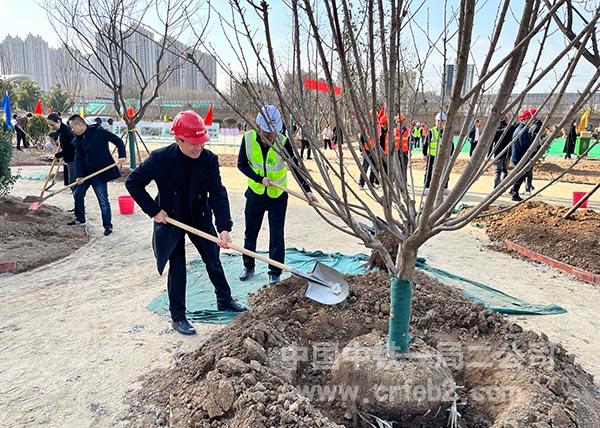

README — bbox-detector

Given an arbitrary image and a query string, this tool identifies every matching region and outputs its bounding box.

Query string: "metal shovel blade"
[303,261,349,305]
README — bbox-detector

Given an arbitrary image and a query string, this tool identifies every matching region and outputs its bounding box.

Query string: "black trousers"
[243,193,288,276]
[493,156,508,188]
[16,129,28,149]
[469,141,478,157]
[359,151,378,186]
[524,168,534,191]
[300,139,312,159]
[424,155,449,189]
[323,139,331,149]
[167,231,233,321]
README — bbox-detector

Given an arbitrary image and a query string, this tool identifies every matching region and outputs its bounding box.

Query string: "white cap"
[435,112,447,121]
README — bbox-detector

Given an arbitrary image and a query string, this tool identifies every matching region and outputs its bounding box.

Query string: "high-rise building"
[442,63,475,96]
[0,34,53,90]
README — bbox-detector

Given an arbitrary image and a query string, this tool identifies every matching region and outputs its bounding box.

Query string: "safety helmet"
[435,112,447,121]
[518,110,532,121]
[528,108,538,116]
[415,121,421,126]
[172,110,210,145]
[256,105,283,133]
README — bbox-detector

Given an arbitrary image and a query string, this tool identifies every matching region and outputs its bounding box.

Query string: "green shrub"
[0,127,17,196]
[27,115,51,145]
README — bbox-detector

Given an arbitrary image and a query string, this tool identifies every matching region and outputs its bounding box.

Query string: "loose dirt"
[10,146,53,166]
[479,201,600,274]
[127,271,600,427]
[0,196,88,273]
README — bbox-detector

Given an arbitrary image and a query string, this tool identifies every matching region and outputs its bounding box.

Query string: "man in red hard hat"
[126,110,246,336]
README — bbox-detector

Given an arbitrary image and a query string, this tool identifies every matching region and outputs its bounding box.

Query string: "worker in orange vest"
[359,129,379,188]
[394,114,410,174]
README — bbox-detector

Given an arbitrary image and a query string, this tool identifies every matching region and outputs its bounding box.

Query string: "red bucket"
[118,195,135,215]
[572,191,588,208]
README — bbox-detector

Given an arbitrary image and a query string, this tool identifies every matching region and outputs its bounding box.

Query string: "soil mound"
[0,196,89,273]
[480,201,600,274]
[127,269,600,427]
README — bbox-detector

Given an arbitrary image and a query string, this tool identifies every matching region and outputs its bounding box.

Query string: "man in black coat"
[67,114,126,235]
[126,110,246,336]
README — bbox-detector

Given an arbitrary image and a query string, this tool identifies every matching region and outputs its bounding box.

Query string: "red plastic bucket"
[118,195,135,215]
[572,191,588,208]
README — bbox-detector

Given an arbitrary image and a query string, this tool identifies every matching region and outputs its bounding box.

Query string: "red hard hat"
[518,110,532,121]
[528,108,538,116]
[172,110,210,144]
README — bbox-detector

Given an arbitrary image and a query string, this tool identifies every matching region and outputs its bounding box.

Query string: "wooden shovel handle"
[165,218,291,273]
[40,156,58,197]
[43,162,118,200]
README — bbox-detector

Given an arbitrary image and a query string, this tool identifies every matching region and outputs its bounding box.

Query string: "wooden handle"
[40,157,58,197]
[270,182,338,217]
[165,218,291,273]
[43,162,119,200]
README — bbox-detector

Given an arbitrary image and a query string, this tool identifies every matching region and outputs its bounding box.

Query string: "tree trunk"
[127,124,137,169]
[388,244,418,353]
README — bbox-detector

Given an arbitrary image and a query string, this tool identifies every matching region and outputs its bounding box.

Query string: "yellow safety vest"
[412,126,421,138]
[245,130,288,198]
[429,127,441,156]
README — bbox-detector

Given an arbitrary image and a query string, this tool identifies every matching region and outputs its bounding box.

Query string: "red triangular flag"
[127,106,135,118]
[34,99,43,115]
[204,104,213,126]
[377,105,386,122]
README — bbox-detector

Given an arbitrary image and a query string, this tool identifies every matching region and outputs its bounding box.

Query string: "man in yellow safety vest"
[237,105,317,285]
[422,112,448,194]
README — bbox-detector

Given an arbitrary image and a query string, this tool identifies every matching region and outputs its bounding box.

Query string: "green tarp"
[146,248,566,324]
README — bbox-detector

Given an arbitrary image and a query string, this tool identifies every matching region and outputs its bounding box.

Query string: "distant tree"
[14,80,42,112]
[43,84,73,113]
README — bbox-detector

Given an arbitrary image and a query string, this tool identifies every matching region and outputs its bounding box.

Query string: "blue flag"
[2,91,13,129]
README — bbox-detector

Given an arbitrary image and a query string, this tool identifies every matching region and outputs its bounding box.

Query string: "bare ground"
[1,166,599,427]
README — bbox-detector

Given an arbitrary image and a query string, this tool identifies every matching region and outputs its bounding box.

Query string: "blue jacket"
[74,123,126,181]
[511,123,532,164]
[125,144,233,274]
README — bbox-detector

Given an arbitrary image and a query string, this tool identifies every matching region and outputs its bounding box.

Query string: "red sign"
[303,78,342,95]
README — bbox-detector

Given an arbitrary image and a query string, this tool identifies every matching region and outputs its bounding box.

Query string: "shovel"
[165,217,350,305]
[44,158,63,193]
[23,162,119,210]
[39,156,58,198]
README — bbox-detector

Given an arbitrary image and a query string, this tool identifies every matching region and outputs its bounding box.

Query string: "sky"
[1,0,597,94]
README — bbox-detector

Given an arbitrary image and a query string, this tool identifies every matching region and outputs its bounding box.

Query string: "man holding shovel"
[237,105,316,285]
[126,110,246,336]
[47,113,76,204]
[67,114,126,235]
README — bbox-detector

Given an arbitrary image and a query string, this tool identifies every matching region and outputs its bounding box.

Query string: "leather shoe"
[269,274,280,285]
[239,267,255,281]
[104,227,113,236]
[217,299,248,312]
[171,319,196,335]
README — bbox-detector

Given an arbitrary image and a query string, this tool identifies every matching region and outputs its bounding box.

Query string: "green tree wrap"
[388,276,413,353]
[128,129,137,169]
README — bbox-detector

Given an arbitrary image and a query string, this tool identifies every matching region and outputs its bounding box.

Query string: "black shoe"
[511,194,523,202]
[217,299,248,312]
[171,319,196,335]
[67,208,75,213]
[269,274,281,285]
[239,267,255,281]
[103,227,113,236]
[16,147,23,151]
[67,219,86,226]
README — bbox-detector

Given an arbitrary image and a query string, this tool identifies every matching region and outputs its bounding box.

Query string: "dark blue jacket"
[125,144,233,274]
[74,123,126,181]
[511,123,532,164]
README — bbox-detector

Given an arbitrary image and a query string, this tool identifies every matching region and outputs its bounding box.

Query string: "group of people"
[44,113,127,235]
[125,105,316,335]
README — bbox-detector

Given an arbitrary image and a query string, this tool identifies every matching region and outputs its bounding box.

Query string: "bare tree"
[185,1,600,355]
[44,0,202,168]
